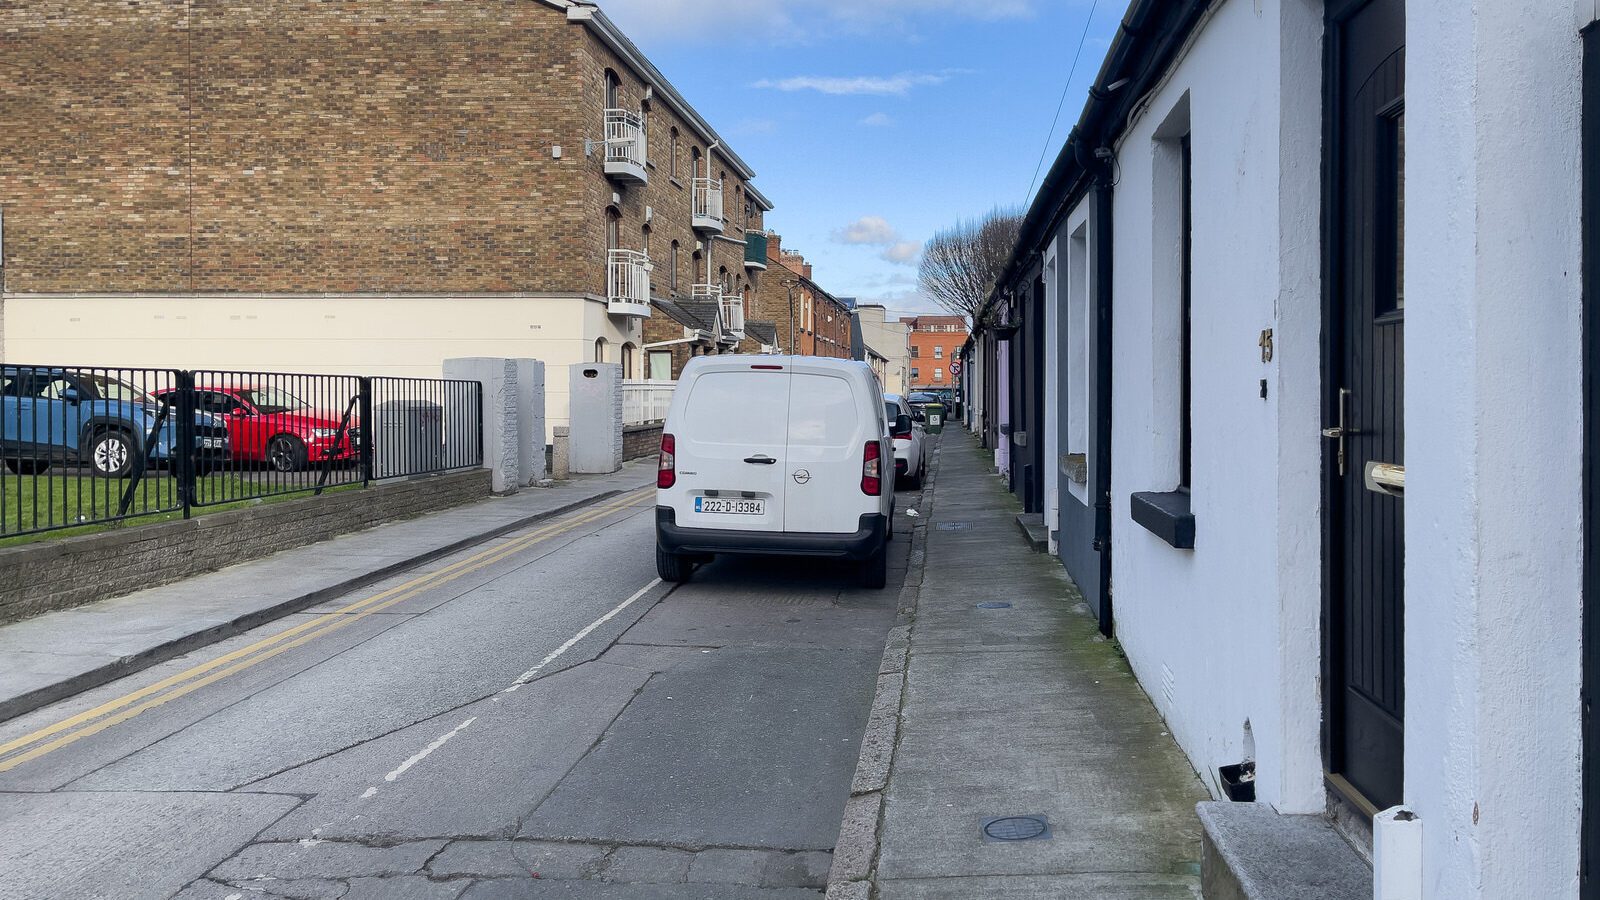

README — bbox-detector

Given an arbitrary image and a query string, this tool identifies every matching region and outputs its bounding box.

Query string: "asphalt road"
[0,484,913,899]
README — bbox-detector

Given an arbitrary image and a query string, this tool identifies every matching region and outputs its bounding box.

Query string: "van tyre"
[861,541,888,590]
[657,545,693,583]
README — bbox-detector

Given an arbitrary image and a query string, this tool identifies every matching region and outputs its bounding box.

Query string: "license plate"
[696,497,765,516]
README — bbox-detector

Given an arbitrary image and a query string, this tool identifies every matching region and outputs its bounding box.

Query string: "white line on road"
[383,716,477,783]
[504,577,664,691]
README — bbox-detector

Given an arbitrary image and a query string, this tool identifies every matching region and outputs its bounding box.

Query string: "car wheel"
[861,540,889,590]
[906,461,923,490]
[89,430,136,479]
[4,458,50,476]
[656,544,692,583]
[267,435,309,473]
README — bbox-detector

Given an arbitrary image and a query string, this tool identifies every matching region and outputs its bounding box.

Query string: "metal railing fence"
[622,380,674,426]
[1,365,484,539]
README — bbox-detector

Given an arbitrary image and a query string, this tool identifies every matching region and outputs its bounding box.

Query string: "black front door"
[1326,0,1406,814]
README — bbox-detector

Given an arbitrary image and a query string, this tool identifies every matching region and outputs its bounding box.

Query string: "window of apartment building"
[693,249,705,285]
[595,337,609,363]
[670,241,680,293]
[642,224,651,257]
[911,367,920,381]
[647,350,673,380]
[934,346,943,359]
[670,128,680,180]
[910,345,920,358]
[605,70,621,109]
[691,146,703,180]
[736,186,745,227]
[606,208,620,253]
[622,343,637,379]
[934,368,943,382]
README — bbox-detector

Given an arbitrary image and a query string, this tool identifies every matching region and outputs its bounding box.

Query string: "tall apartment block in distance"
[0,0,773,434]
[902,316,970,391]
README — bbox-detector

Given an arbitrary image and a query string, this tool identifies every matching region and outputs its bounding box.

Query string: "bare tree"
[917,208,1023,326]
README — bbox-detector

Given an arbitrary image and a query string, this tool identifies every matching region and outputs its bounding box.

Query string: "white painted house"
[984,0,1595,895]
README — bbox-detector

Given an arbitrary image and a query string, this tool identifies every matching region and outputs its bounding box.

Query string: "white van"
[654,355,901,588]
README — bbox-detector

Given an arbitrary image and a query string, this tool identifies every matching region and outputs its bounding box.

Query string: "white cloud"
[860,112,895,127]
[752,72,950,96]
[880,241,923,265]
[595,0,1037,43]
[834,215,901,246]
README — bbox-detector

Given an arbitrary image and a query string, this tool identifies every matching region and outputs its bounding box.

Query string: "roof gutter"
[981,0,1214,318]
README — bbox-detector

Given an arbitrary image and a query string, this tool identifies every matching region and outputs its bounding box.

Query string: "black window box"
[1131,490,1195,550]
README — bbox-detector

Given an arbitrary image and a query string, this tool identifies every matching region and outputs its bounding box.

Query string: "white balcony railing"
[604,108,647,183]
[721,293,746,339]
[692,177,724,232]
[622,379,675,425]
[608,249,652,317]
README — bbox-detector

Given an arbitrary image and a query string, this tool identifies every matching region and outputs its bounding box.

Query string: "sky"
[595,0,1124,319]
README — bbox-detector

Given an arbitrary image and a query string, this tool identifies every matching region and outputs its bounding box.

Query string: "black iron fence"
[1,365,484,539]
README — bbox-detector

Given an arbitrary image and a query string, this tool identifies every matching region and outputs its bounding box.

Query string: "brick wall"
[0,469,491,625]
[0,1,765,300]
[623,423,663,462]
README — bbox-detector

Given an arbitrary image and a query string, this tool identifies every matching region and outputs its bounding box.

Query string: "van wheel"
[657,545,693,583]
[860,541,888,590]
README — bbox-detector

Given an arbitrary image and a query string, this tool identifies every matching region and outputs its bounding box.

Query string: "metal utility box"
[375,400,444,478]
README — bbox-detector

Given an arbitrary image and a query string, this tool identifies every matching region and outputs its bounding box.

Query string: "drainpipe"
[1091,161,1116,639]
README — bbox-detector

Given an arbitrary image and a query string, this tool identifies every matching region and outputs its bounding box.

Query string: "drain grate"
[936,522,970,531]
[975,601,1012,609]
[980,815,1052,842]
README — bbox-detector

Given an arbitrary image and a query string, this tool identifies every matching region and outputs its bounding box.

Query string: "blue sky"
[597,0,1123,318]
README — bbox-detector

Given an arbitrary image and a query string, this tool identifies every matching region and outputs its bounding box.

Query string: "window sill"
[670,177,684,189]
[1131,490,1195,550]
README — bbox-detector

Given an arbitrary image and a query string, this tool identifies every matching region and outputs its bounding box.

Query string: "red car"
[157,386,360,472]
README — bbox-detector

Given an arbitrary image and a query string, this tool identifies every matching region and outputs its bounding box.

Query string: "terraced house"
[0,0,774,436]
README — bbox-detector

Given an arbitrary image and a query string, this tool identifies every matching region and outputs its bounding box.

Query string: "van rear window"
[683,372,788,446]
[788,375,857,448]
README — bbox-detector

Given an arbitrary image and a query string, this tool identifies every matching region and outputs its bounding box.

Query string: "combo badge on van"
[654,356,897,589]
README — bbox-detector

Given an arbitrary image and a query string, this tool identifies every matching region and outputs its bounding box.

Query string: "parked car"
[157,385,360,473]
[885,393,927,489]
[0,367,229,478]
[655,355,897,588]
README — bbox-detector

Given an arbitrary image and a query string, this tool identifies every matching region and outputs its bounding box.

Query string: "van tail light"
[658,433,677,489]
[861,440,883,496]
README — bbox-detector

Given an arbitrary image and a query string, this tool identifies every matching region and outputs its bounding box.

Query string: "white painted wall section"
[1403,1,1584,897]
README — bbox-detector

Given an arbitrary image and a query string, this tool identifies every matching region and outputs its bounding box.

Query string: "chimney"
[802,263,813,279]
[767,232,783,259]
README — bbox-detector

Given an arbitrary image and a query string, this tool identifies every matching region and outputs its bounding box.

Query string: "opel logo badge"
[793,469,812,485]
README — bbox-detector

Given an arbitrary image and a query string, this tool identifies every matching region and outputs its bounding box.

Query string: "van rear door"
[675,366,789,533]
[784,370,869,535]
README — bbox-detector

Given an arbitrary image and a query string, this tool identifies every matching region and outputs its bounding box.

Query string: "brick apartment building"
[902,315,969,392]
[0,0,773,434]
[747,235,853,361]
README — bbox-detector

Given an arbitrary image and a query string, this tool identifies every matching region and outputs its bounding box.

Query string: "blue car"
[0,367,229,478]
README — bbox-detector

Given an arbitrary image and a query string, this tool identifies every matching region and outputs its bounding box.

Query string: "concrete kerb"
[826,438,941,898]
[0,488,628,725]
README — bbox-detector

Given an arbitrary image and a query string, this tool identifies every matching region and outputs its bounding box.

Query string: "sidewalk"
[0,461,656,724]
[830,430,1207,899]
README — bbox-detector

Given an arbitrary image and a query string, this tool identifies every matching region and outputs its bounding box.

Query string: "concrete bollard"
[568,362,623,474]
[444,357,546,494]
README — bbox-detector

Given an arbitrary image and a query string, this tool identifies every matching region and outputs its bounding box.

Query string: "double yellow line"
[0,487,656,774]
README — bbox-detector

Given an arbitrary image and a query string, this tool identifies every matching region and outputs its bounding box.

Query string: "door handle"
[744,455,777,465]
[1322,388,1362,476]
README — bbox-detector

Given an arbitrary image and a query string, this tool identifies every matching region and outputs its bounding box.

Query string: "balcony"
[721,293,746,340]
[744,229,768,270]
[604,108,648,184]
[607,249,652,317]
[692,177,724,232]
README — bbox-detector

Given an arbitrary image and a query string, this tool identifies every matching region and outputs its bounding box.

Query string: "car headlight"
[309,428,340,439]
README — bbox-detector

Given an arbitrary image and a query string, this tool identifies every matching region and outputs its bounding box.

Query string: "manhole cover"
[976,601,1012,609]
[936,522,970,531]
[981,815,1052,842]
